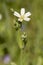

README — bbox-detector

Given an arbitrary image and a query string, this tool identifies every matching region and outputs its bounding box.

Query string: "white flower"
[14,8,31,22]
[0,14,2,20]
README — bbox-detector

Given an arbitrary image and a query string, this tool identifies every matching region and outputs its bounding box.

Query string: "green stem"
[20,49,23,65]
[16,29,24,65]
[16,29,24,49]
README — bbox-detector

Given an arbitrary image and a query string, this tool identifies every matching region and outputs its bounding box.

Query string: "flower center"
[20,15,24,20]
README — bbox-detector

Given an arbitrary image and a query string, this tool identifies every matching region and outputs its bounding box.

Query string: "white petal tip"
[25,12,31,17]
[14,11,20,17]
[21,8,25,9]
[21,8,25,15]
[24,18,31,21]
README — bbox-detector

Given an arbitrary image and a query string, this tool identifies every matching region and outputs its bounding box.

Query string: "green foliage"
[0,0,43,65]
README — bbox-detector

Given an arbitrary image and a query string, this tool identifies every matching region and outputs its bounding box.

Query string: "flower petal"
[18,18,23,22]
[24,18,30,21]
[21,8,25,15]
[25,12,31,17]
[14,11,20,17]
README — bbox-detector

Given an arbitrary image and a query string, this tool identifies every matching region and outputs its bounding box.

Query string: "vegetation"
[0,0,43,65]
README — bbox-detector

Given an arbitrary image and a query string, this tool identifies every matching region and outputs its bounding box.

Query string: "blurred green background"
[0,0,43,65]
